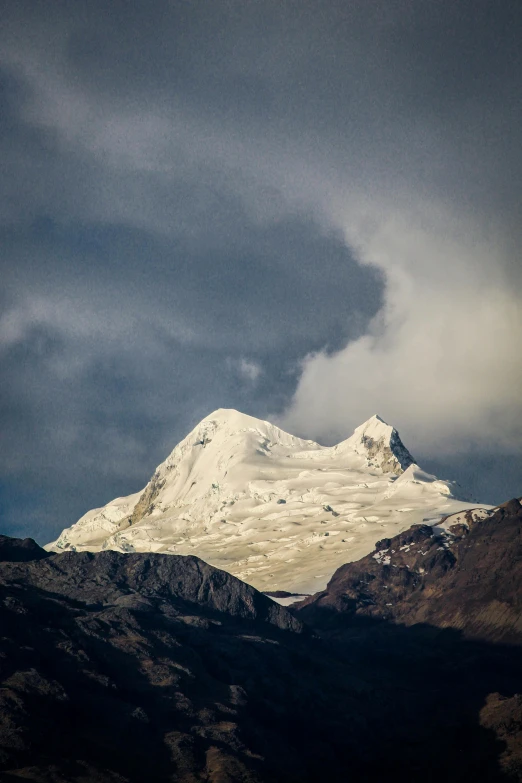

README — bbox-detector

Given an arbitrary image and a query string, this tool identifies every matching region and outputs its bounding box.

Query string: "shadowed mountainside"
[0,502,521,781]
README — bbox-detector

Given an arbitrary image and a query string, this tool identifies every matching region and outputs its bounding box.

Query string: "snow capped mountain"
[333,414,414,473]
[47,409,489,594]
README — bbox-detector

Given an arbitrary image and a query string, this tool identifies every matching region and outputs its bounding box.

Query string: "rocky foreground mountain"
[1,498,522,781]
[47,409,486,595]
[297,498,522,643]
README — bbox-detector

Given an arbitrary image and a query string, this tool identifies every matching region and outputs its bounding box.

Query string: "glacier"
[47,409,490,595]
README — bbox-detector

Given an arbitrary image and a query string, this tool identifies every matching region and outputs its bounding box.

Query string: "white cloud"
[282,199,522,454]
[227,357,262,384]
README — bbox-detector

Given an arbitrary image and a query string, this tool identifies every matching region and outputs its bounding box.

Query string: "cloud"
[228,357,263,384]
[282,199,522,453]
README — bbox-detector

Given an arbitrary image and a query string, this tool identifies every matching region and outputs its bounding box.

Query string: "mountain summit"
[335,413,415,473]
[47,409,487,594]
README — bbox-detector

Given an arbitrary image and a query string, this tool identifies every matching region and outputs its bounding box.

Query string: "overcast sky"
[2,0,521,543]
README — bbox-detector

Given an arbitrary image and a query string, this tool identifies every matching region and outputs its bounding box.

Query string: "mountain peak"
[355,412,392,434]
[357,413,392,436]
[338,413,415,474]
[47,407,477,594]
[187,408,318,452]
[202,407,252,423]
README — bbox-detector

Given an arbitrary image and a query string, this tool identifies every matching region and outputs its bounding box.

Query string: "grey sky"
[1,0,521,542]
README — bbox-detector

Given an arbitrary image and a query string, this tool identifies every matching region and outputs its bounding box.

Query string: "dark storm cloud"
[1,0,521,541]
[0,7,383,540]
[1,212,381,541]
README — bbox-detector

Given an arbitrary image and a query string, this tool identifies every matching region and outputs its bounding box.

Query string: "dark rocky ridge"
[0,544,311,782]
[0,503,521,781]
[0,536,49,563]
[0,544,300,633]
[296,498,522,644]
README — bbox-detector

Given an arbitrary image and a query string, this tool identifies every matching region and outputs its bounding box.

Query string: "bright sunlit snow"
[47,409,490,594]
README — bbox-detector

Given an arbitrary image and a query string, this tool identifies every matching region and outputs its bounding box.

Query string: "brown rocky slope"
[296,498,522,643]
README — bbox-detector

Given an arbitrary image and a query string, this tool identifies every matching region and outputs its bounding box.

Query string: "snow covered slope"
[47,409,490,594]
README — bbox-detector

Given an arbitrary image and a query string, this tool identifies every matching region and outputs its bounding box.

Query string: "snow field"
[47,409,490,595]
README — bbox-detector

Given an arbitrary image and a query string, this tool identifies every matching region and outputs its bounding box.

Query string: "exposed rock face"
[128,472,166,527]
[337,413,415,473]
